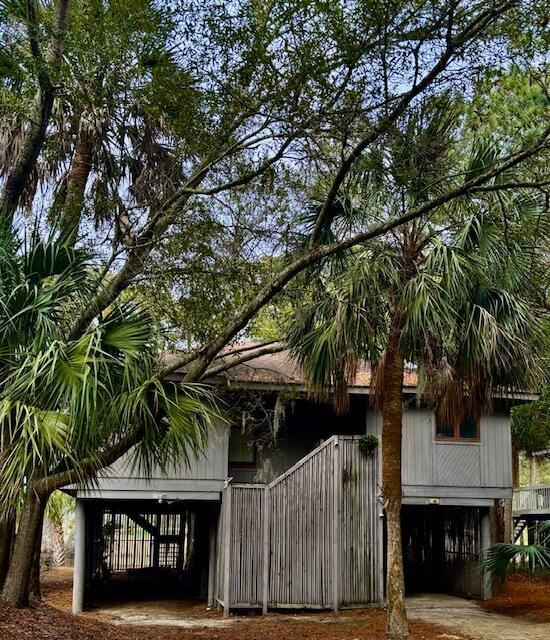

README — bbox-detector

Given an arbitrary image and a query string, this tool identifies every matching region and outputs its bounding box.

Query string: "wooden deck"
[513,485,550,516]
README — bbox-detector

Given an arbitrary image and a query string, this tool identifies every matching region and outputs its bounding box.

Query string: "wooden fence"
[215,435,383,613]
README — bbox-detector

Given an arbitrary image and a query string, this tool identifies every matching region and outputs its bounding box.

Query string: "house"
[69,348,534,615]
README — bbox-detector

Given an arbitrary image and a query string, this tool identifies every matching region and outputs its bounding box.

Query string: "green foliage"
[45,491,74,524]
[0,229,218,508]
[512,387,550,455]
[482,522,550,587]
[359,435,379,457]
[285,97,546,417]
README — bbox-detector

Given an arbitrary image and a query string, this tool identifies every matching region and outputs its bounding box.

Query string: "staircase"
[512,517,527,542]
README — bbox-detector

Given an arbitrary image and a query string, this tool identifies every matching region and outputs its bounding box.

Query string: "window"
[435,411,479,442]
[228,426,256,465]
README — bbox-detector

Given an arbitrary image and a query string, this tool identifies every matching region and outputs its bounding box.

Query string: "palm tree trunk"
[0,511,15,590]
[381,314,409,640]
[52,518,65,566]
[1,489,47,607]
[60,128,94,245]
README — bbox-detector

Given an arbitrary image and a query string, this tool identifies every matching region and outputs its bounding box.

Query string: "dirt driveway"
[408,593,550,640]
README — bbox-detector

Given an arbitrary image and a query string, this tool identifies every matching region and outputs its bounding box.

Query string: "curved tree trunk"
[60,128,94,245]
[1,489,47,608]
[0,0,69,225]
[381,314,409,640]
[29,510,45,602]
[0,511,16,591]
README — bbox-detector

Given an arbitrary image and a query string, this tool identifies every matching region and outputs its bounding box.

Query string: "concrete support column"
[72,499,86,614]
[480,508,492,600]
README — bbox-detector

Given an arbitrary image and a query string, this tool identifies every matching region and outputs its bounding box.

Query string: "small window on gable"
[228,426,255,465]
[436,411,479,442]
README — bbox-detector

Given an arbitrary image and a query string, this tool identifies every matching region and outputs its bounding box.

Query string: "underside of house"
[83,500,217,602]
[70,353,520,613]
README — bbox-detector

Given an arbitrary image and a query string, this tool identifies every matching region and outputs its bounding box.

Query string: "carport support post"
[72,499,86,614]
[207,508,217,606]
[481,508,492,600]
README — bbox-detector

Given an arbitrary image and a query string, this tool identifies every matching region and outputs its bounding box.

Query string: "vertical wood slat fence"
[215,435,383,614]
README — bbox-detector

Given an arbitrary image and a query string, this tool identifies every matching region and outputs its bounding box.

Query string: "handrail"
[227,434,368,492]
[269,435,337,489]
[512,485,550,514]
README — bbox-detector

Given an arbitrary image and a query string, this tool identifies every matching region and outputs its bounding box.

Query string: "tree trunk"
[511,442,520,488]
[60,128,94,245]
[0,0,69,225]
[29,510,45,602]
[381,315,409,640]
[51,518,65,566]
[529,454,537,486]
[0,512,16,591]
[1,489,47,607]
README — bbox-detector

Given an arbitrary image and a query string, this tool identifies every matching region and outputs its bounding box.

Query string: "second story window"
[228,426,256,466]
[435,411,479,442]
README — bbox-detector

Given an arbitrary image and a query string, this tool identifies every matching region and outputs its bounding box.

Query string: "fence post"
[332,436,340,612]
[223,484,232,617]
[262,485,270,614]
[377,442,385,605]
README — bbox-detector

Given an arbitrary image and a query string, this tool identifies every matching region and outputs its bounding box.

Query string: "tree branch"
[180,126,550,382]
[201,343,285,379]
[35,426,145,496]
[307,0,517,248]
[0,0,69,225]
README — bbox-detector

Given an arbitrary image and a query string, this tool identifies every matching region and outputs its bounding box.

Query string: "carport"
[401,505,491,599]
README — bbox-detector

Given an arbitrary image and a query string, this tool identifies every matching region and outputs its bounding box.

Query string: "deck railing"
[512,485,550,514]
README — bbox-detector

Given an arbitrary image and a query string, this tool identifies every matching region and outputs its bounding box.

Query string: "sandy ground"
[0,566,467,640]
[2,567,550,639]
[408,593,550,640]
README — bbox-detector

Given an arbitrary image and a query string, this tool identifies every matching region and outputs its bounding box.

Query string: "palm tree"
[285,98,546,639]
[44,491,74,567]
[482,521,550,587]
[0,228,217,607]
[0,0,196,245]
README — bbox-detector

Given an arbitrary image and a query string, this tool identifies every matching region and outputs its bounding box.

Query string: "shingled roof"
[165,345,419,389]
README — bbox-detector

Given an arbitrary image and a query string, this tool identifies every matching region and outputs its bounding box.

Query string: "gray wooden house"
[69,349,532,614]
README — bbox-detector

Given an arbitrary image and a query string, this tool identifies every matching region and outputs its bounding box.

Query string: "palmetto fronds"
[481,527,550,587]
[286,103,545,420]
[0,229,218,508]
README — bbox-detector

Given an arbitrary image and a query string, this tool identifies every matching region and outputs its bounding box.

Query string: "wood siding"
[366,409,512,498]
[215,436,382,611]
[75,424,229,500]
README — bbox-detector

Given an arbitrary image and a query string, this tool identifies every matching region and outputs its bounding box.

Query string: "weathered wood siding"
[216,436,381,611]
[75,423,229,500]
[366,409,512,498]
[339,437,382,605]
